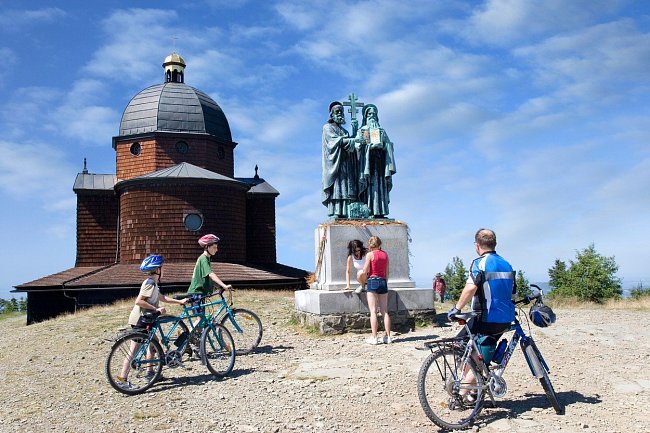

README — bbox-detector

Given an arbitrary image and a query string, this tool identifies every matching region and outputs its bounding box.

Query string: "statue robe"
[357,127,396,217]
[322,122,359,218]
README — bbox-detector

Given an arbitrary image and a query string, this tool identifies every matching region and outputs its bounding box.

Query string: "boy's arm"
[209,272,232,291]
[160,295,187,305]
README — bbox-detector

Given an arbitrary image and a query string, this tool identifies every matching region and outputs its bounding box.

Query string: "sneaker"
[365,336,379,345]
[383,335,393,344]
[115,376,134,389]
[461,393,477,406]
[354,285,364,294]
[144,371,162,381]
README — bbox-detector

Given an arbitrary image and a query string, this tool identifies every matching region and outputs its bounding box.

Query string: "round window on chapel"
[184,213,203,232]
[130,142,141,156]
[175,141,189,154]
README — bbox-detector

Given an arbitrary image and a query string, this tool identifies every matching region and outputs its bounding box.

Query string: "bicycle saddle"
[450,312,476,322]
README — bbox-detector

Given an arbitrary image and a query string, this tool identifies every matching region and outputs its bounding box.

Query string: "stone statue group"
[322,95,396,219]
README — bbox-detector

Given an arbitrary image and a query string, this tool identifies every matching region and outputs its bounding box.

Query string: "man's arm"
[447,277,477,319]
[455,278,478,310]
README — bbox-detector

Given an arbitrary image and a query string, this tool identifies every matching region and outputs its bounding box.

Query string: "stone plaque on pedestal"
[311,221,415,291]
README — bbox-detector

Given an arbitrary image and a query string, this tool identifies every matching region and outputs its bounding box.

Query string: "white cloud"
[1,86,60,139]
[515,20,650,95]
[50,79,120,146]
[0,140,74,204]
[457,0,626,46]
[0,7,67,30]
[83,9,180,83]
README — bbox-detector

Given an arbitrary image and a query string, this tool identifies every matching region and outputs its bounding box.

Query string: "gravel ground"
[0,291,648,433]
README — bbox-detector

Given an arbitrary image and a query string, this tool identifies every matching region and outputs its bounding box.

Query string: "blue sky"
[1,0,649,299]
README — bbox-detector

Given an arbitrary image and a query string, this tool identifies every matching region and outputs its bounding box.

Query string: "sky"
[1,0,649,299]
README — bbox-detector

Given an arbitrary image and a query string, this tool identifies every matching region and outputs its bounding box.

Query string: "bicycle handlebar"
[514,284,543,305]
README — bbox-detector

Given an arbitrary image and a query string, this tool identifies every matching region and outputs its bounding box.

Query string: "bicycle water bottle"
[492,338,507,364]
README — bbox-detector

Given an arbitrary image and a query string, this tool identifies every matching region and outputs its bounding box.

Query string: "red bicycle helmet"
[198,234,220,247]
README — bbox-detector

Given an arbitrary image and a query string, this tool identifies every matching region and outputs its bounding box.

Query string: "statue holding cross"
[321,93,396,219]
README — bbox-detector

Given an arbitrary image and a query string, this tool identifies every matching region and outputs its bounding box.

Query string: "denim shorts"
[367,277,388,294]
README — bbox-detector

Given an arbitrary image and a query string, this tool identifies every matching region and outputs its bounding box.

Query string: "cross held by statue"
[342,93,364,121]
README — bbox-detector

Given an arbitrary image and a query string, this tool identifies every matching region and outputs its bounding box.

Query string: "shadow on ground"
[478,390,600,423]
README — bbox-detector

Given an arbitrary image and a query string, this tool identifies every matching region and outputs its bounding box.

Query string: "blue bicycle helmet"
[529,304,556,328]
[140,254,164,272]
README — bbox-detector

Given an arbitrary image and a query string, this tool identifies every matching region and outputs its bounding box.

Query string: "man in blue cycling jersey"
[448,228,516,364]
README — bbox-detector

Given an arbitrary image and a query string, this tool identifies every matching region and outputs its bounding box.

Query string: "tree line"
[439,243,648,304]
[0,297,27,315]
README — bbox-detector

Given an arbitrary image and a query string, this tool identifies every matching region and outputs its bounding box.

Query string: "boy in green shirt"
[188,234,232,295]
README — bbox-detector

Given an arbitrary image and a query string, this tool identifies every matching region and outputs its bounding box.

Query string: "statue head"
[328,101,345,125]
[362,104,379,127]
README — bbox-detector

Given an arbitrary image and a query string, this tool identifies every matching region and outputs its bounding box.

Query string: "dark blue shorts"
[367,277,388,294]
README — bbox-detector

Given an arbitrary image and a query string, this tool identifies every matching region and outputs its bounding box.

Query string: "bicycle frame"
[442,303,552,399]
[127,329,161,369]
[491,318,551,379]
[183,293,244,333]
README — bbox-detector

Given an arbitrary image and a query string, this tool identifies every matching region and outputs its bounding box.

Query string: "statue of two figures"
[322,94,396,219]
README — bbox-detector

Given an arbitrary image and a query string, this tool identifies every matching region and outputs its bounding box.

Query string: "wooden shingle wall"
[118,183,247,264]
[115,133,235,180]
[246,195,277,263]
[75,193,119,266]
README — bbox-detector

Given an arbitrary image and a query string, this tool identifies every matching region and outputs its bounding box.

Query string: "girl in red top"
[361,236,392,344]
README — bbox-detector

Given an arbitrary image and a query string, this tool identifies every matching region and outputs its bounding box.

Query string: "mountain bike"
[417,285,562,430]
[105,308,236,395]
[174,289,263,355]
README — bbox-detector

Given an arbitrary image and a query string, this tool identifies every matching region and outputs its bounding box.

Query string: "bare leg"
[367,292,379,339]
[357,271,367,289]
[378,293,391,337]
[119,340,140,380]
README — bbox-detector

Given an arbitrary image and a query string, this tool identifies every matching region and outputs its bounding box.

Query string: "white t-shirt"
[127,278,160,326]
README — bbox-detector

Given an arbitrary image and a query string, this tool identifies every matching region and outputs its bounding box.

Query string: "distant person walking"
[362,236,392,344]
[433,273,446,303]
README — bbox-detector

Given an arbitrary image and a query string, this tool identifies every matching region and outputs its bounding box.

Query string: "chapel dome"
[117,53,232,143]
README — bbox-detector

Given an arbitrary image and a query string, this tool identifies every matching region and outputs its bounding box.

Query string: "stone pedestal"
[294,221,434,334]
[311,221,415,291]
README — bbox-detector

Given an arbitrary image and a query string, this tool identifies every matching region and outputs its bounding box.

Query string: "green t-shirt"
[187,254,214,295]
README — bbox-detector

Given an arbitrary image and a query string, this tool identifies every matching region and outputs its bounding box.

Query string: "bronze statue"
[321,101,361,218]
[321,97,396,219]
[356,104,396,218]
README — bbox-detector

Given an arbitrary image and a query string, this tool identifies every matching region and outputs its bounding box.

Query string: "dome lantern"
[163,52,186,83]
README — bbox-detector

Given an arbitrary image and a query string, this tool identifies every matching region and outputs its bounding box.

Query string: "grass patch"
[0,311,26,322]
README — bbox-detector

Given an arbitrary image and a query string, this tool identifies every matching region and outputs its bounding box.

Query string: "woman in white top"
[345,239,367,293]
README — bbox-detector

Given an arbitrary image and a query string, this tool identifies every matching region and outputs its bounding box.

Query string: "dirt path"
[0,292,648,433]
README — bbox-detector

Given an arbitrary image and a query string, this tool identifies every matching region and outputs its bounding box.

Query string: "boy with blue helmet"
[127,255,188,327]
[117,255,187,388]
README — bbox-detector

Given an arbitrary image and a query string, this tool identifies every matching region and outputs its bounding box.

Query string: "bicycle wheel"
[158,315,191,356]
[105,332,163,395]
[417,346,484,430]
[524,342,563,414]
[219,308,263,355]
[200,323,236,377]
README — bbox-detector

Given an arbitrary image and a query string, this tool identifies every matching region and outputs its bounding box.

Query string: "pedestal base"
[294,287,435,334]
